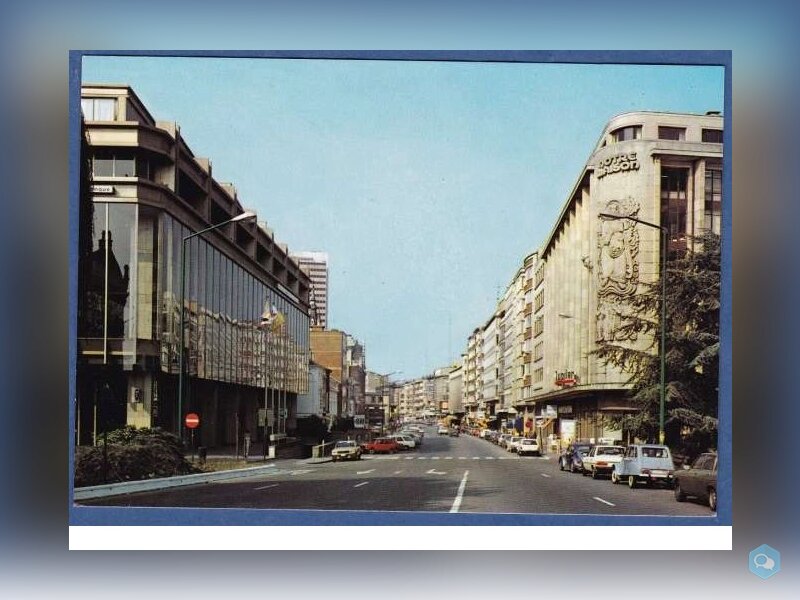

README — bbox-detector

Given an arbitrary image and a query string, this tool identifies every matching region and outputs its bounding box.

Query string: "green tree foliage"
[595,232,720,455]
[74,426,199,487]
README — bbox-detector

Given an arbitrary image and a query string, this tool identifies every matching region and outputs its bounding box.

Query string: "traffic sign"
[185,413,200,429]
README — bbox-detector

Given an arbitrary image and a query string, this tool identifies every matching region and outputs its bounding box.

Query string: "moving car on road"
[674,452,718,511]
[559,443,593,473]
[388,434,417,450]
[612,444,675,488]
[517,438,541,456]
[360,438,400,454]
[331,440,362,462]
[582,445,625,478]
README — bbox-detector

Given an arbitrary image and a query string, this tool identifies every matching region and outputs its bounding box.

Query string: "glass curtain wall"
[159,214,309,394]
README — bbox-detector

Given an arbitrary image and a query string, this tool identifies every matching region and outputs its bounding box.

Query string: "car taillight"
[597,462,607,466]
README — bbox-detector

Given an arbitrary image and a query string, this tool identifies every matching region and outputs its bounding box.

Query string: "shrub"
[74,426,199,487]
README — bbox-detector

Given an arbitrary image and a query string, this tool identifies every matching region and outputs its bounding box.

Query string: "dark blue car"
[559,443,593,473]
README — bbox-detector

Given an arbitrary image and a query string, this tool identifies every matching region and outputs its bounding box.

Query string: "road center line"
[450,470,470,513]
[354,482,370,488]
[444,457,453,460]
[254,484,279,490]
[540,473,551,478]
[593,496,616,507]
[393,470,403,474]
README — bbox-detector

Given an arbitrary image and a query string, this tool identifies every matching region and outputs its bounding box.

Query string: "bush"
[74,426,200,487]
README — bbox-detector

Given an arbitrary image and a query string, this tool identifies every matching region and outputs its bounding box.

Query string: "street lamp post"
[598,212,668,445]
[178,211,256,443]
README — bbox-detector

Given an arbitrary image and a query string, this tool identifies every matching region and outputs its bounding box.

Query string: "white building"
[291,251,329,328]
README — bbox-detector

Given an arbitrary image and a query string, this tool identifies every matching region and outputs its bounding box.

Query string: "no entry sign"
[185,413,200,429]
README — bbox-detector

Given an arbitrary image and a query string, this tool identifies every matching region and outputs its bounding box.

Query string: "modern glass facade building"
[76,84,311,448]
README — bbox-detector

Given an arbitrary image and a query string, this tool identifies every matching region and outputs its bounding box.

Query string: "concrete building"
[458,110,723,444]
[345,335,366,416]
[290,251,329,328]
[309,328,347,417]
[480,313,499,421]
[296,361,331,420]
[76,84,311,449]
[448,359,464,416]
[463,328,482,424]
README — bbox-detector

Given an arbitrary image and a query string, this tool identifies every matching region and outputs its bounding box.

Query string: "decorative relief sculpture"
[596,198,640,342]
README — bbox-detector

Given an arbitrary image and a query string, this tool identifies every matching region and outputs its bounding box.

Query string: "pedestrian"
[243,430,251,459]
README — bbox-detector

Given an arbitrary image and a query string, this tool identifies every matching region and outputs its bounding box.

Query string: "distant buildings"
[291,251,329,328]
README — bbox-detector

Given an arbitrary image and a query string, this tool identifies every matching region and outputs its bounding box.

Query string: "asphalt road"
[80,426,714,516]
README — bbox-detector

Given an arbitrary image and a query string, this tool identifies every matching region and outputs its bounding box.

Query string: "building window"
[658,126,686,141]
[704,169,722,235]
[535,264,544,287]
[612,125,641,142]
[660,167,689,258]
[534,315,544,338]
[534,341,543,362]
[81,98,116,121]
[534,289,544,312]
[702,129,723,143]
[534,367,544,383]
[92,151,137,177]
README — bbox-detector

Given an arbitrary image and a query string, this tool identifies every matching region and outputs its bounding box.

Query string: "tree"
[595,232,721,455]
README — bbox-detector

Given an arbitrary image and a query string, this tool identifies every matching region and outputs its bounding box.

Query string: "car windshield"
[335,441,355,448]
[596,447,624,455]
[641,446,669,458]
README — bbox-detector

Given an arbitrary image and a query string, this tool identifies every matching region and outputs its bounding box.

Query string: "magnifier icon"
[753,553,775,570]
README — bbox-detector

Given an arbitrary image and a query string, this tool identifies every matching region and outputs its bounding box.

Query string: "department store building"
[528,111,723,444]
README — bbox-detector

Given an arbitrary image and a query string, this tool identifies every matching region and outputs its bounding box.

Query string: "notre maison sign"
[555,370,579,387]
[596,152,639,179]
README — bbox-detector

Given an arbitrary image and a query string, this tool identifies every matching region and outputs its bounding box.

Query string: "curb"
[74,464,280,501]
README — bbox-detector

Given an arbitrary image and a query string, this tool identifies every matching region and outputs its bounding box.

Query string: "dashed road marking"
[444,457,453,460]
[485,457,495,460]
[540,473,551,478]
[431,456,440,460]
[472,457,481,460]
[254,484,279,490]
[289,469,313,476]
[405,457,415,460]
[393,470,403,474]
[458,457,467,460]
[356,469,375,475]
[354,482,369,488]
[418,457,427,460]
[426,469,447,475]
[593,496,616,507]
[450,470,470,513]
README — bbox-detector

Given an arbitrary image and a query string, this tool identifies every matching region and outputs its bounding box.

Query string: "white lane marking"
[356,469,375,475]
[417,457,427,460]
[450,470,470,513]
[498,456,510,460]
[593,496,616,507]
[472,457,481,460]
[444,457,453,460]
[254,484,279,490]
[426,469,447,475]
[406,456,415,460]
[354,482,369,488]
[289,469,313,475]
[484,457,495,460]
[393,470,403,474]
[458,457,467,460]
[540,473,551,478]
[431,456,440,460]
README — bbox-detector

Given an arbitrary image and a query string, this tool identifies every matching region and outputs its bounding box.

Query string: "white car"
[389,434,417,450]
[438,426,449,435]
[516,438,541,456]
[582,445,626,478]
[507,436,524,453]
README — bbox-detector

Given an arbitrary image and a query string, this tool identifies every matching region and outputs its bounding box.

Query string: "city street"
[80,426,712,516]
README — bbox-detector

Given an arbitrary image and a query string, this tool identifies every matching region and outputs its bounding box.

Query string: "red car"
[361,438,400,454]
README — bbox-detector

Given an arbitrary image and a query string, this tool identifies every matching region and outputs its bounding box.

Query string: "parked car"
[498,434,513,449]
[582,445,625,478]
[674,452,718,511]
[559,443,593,473]
[399,430,422,445]
[389,434,417,450]
[612,444,675,488]
[517,438,541,456]
[361,437,400,455]
[507,436,524,453]
[438,426,449,435]
[448,428,460,437]
[331,440,362,462]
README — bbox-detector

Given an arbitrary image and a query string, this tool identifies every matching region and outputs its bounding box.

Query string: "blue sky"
[82,56,723,379]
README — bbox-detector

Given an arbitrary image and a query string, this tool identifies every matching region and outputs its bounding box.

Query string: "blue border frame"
[69,50,732,527]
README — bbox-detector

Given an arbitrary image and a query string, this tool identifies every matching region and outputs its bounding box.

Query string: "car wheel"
[674,481,686,502]
[708,488,717,512]
[628,475,637,489]
[611,471,619,484]
[591,468,598,479]
[570,462,577,474]
[369,449,375,454]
